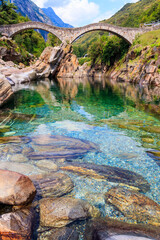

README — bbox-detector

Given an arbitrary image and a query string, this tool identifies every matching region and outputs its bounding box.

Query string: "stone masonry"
[0,21,159,44]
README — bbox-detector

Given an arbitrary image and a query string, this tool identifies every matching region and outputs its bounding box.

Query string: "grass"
[133,29,160,47]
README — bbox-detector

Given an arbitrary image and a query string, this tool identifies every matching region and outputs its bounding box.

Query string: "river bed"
[0,77,160,239]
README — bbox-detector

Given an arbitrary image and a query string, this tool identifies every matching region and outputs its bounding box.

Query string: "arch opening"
[72,29,130,69]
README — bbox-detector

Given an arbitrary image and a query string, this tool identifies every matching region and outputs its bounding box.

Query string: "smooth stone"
[85,217,160,240]
[28,134,98,160]
[10,154,28,162]
[0,161,43,175]
[105,187,160,226]
[0,207,34,239]
[30,172,74,199]
[38,227,79,240]
[0,169,36,206]
[36,160,58,171]
[61,162,150,193]
[2,145,22,154]
[40,197,100,227]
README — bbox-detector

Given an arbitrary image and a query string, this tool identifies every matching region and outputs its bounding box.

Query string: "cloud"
[53,0,100,27]
[93,10,114,23]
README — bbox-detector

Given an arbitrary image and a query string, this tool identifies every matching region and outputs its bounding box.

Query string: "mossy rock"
[141,138,154,144]
[141,126,160,134]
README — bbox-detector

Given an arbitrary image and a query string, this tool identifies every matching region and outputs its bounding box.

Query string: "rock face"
[34,46,66,78]
[31,172,74,199]
[105,187,160,226]
[109,46,160,86]
[85,217,160,240]
[0,208,34,240]
[61,162,150,193]
[56,53,92,78]
[0,43,71,95]
[0,169,36,205]
[0,75,13,106]
[40,197,100,228]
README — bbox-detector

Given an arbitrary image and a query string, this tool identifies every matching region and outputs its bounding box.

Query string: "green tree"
[46,33,61,47]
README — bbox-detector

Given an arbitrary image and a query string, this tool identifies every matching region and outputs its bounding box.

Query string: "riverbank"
[0,39,72,106]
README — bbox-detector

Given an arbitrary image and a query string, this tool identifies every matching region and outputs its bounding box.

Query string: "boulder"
[0,75,13,106]
[0,169,36,206]
[9,68,37,84]
[30,172,74,199]
[105,187,160,226]
[0,207,34,240]
[85,217,160,240]
[40,197,100,228]
[61,162,150,193]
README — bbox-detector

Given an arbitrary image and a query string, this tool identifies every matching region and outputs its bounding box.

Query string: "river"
[0,76,160,239]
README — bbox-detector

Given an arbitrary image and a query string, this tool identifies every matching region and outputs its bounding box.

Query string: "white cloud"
[33,0,47,8]
[54,0,100,27]
[93,10,115,23]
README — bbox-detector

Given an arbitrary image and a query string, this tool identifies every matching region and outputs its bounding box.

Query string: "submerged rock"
[85,217,160,240]
[146,150,160,166]
[105,187,160,226]
[0,169,36,206]
[30,172,74,199]
[35,160,58,171]
[40,197,100,228]
[28,134,98,161]
[0,207,34,240]
[0,136,30,144]
[61,162,150,193]
[141,126,160,134]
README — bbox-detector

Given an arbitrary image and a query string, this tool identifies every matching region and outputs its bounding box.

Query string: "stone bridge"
[0,21,159,44]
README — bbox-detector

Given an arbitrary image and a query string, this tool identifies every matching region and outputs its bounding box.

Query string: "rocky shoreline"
[0,38,72,107]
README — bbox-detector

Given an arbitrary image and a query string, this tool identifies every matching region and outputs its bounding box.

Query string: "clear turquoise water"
[0,77,160,224]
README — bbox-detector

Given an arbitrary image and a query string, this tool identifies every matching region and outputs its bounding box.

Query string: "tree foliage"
[46,33,61,47]
[88,35,129,68]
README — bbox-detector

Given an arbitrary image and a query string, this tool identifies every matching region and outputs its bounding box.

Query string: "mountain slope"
[105,0,159,27]
[10,0,72,28]
[10,0,53,25]
[42,7,73,28]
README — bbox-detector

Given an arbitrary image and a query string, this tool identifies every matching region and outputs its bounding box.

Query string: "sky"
[34,0,139,27]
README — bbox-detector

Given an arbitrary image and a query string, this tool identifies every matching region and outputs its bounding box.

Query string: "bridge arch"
[1,22,64,42]
[68,23,143,45]
[71,28,131,44]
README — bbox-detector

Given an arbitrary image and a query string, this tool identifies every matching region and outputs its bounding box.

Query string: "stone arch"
[69,23,141,45]
[71,29,131,44]
[5,22,64,42]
